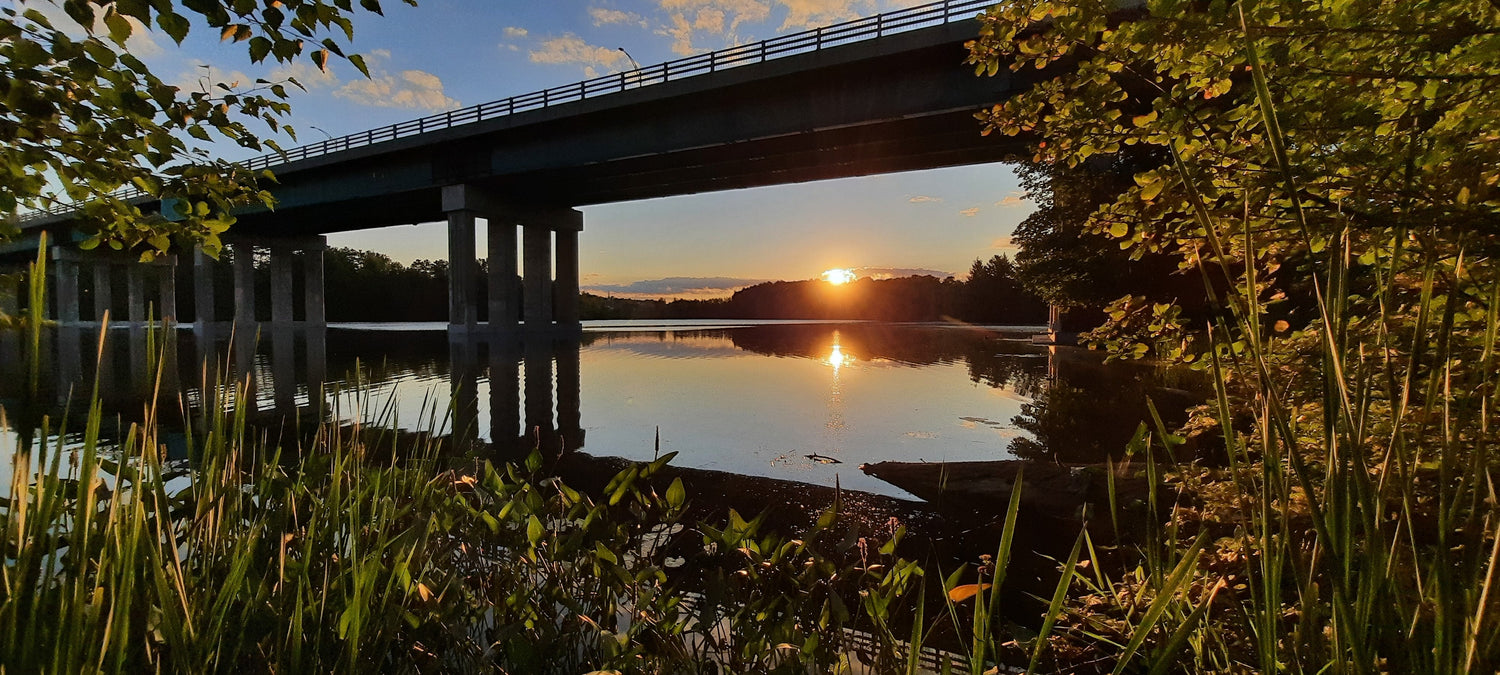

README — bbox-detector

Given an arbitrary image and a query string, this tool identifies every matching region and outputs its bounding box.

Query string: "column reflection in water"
[190,324,327,424]
[473,337,583,461]
[271,327,297,414]
[522,338,556,455]
[56,326,83,405]
[555,339,584,453]
[449,338,482,453]
[488,340,522,460]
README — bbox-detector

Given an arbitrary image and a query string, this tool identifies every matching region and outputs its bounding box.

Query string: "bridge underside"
[13,17,1038,339]
[238,111,1027,237]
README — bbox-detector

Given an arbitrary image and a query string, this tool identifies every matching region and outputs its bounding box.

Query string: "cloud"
[268,61,340,91]
[656,0,771,54]
[335,69,460,112]
[994,191,1030,207]
[23,2,163,56]
[991,236,1017,251]
[959,207,981,217]
[907,195,942,204]
[529,33,631,75]
[778,0,877,30]
[504,26,529,38]
[590,7,648,27]
[585,276,764,299]
[172,64,254,96]
[850,266,955,280]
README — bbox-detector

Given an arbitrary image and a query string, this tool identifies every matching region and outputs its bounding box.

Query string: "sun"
[822,268,856,285]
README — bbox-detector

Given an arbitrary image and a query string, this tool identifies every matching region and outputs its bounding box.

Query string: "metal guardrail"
[21,0,992,224]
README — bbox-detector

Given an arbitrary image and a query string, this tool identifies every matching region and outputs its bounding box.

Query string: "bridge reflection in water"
[448,336,585,460]
[2,325,585,466]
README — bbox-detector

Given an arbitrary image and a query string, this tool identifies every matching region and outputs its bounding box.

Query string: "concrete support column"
[93,264,113,322]
[126,266,145,324]
[126,266,146,389]
[304,246,325,325]
[523,226,552,331]
[270,248,294,325]
[232,243,256,328]
[0,270,18,316]
[555,228,580,327]
[487,220,518,331]
[194,246,216,334]
[447,210,478,332]
[54,258,80,324]
[158,262,177,323]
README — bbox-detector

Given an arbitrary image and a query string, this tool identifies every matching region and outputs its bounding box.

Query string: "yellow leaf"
[947,583,992,603]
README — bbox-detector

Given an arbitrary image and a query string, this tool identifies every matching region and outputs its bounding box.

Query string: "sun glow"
[822,268,856,285]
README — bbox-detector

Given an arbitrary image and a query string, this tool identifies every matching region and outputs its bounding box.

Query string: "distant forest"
[582,255,1046,324]
[176,248,1048,324]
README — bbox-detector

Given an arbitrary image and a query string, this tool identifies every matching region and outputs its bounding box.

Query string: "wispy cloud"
[590,7,648,27]
[504,26,529,38]
[778,0,874,30]
[529,33,632,76]
[991,236,1017,251]
[336,68,459,112]
[585,276,764,299]
[994,191,1029,207]
[907,195,942,204]
[656,0,770,55]
[959,207,980,217]
[855,266,955,280]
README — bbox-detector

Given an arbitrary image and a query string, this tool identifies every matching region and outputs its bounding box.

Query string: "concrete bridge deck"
[5,0,1033,340]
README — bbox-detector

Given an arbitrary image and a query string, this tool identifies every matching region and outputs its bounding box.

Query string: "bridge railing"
[22,0,993,223]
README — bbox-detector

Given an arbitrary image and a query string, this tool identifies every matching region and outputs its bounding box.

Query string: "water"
[0,320,1207,501]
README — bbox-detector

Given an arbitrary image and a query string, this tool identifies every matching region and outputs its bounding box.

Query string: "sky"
[40,0,1034,299]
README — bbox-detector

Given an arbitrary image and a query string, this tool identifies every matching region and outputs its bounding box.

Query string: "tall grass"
[0,253,980,673]
[1021,11,1500,673]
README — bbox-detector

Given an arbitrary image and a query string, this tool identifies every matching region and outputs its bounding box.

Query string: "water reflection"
[2,321,1208,501]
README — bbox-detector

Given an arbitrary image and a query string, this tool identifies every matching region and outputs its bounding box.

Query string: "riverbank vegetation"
[966,0,1500,671]
[179,247,1047,324]
[4,0,1498,672]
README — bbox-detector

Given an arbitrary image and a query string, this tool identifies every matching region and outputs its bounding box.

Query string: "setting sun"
[822,268,856,285]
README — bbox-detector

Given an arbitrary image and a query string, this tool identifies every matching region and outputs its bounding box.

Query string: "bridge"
[4,0,1035,339]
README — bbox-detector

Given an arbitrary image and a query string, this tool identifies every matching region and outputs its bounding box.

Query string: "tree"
[960,253,1048,323]
[967,2,1500,670]
[1,0,411,260]
[968,0,1499,346]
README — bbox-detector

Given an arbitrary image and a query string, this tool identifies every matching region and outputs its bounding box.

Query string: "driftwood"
[860,459,1149,523]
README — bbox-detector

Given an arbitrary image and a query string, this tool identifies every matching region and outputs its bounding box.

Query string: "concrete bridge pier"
[47,248,177,327]
[200,236,327,336]
[441,184,583,338]
[0,269,20,385]
[0,266,20,316]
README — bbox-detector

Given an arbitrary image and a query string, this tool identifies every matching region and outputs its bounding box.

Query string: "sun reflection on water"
[825,330,855,374]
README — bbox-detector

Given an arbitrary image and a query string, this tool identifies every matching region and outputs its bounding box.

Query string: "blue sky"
[68,0,1033,298]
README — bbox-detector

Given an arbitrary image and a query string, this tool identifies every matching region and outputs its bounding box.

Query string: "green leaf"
[104,10,133,45]
[526,515,543,545]
[156,11,189,44]
[665,477,686,509]
[249,36,272,63]
[1139,178,1163,201]
[348,53,371,78]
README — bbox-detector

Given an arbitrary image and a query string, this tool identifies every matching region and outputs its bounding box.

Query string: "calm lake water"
[1,320,1207,501]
